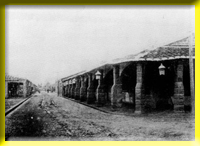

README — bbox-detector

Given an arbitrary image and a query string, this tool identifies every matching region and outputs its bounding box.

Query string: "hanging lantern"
[95,70,101,80]
[72,78,76,84]
[158,63,166,75]
[65,81,68,86]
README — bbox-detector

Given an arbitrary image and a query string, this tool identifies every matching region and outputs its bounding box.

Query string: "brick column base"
[87,88,95,104]
[80,87,87,101]
[96,87,105,106]
[71,85,75,99]
[172,82,184,112]
[75,88,80,100]
[135,83,145,114]
[111,84,123,108]
[64,87,68,97]
[68,85,71,98]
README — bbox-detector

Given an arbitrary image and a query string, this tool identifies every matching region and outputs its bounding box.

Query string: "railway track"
[5,94,35,116]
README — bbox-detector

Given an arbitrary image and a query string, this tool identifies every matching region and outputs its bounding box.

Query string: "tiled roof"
[111,34,195,63]
[61,70,87,82]
[165,34,195,47]
[5,74,25,81]
[141,46,195,60]
[60,34,195,80]
[141,34,195,60]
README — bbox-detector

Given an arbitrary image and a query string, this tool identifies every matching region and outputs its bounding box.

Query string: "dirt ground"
[5,92,195,141]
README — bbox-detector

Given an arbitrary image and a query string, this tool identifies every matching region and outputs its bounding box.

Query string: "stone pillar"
[68,81,72,98]
[75,77,81,100]
[172,61,184,112]
[60,83,64,96]
[71,81,76,99]
[65,84,68,97]
[62,85,65,97]
[23,80,27,98]
[67,81,70,97]
[135,63,145,114]
[87,73,95,104]
[80,76,87,101]
[96,70,105,106]
[111,65,123,108]
[61,83,63,96]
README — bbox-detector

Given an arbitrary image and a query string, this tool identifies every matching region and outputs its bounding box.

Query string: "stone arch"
[119,62,132,76]
[144,61,175,111]
[104,69,113,103]
[103,67,113,78]
[120,62,137,104]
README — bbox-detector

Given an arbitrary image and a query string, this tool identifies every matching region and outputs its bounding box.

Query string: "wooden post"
[189,34,195,114]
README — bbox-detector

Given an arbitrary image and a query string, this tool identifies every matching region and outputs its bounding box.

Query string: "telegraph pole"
[189,33,195,114]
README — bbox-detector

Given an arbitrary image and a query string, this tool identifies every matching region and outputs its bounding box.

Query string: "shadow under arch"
[120,62,137,106]
[103,69,113,104]
[144,61,175,111]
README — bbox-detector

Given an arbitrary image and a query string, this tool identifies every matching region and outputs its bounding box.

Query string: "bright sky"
[5,5,195,85]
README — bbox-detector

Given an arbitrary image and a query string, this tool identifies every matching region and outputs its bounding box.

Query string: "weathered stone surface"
[96,87,105,105]
[75,88,80,100]
[87,74,96,104]
[173,104,184,112]
[96,70,106,106]
[111,84,123,107]
[70,84,75,99]
[80,87,87,101]
[65,86,68,97]
[68,84,72,98]
[111,65,123,108]
[87,88,95,104]
[74,77,81,100]
[173,61,185,112]
[172,98,184,105]
[135,63,145,114]
[79,76,87,101]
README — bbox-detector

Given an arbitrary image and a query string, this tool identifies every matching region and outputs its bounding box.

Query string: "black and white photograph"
[5,5,195,141]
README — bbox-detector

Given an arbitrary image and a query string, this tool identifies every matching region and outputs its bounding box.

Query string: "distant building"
[5,74,37,98]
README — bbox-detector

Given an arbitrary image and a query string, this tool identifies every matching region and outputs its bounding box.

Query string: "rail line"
[5,94,35,116]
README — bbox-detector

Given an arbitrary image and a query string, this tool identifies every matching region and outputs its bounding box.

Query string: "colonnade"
[59,60,188,113]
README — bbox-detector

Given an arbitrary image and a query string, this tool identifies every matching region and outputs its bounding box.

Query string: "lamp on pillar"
[95,70,101,80]
[158,63,166,75]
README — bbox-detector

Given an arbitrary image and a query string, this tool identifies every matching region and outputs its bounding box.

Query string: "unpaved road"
[5,92,195,141]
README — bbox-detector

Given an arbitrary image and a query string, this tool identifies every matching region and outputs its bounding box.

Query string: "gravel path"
[5,92,195,141]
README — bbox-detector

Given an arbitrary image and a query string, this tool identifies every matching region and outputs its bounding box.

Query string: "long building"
[57,34,195,113]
